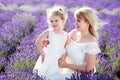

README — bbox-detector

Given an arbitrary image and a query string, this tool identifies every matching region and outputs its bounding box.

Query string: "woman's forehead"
[75,17,85,21]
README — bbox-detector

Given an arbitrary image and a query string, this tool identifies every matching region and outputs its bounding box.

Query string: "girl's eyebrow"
[50,20,53,22]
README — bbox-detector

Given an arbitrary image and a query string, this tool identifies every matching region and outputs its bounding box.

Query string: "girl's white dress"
[33,30,68,80]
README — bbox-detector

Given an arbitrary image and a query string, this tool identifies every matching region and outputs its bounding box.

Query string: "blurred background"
[0,0,120,79]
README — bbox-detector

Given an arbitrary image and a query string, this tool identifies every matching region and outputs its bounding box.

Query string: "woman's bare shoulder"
[69,29,77,33]
[69,29,77,36]
[87,36,97,42]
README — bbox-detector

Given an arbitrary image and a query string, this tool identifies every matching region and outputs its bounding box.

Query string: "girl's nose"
[52,22,56,25]
[74,21,77,26]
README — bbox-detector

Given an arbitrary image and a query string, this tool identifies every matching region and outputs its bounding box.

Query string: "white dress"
[33,30,68,80]
[63,40,101,78]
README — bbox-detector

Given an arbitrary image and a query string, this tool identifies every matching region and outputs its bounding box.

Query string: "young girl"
[33,6,68,79]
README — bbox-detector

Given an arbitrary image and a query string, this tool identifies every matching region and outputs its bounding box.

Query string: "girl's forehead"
[49,15,61,20]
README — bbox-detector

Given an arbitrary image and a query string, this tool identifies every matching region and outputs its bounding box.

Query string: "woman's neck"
[80,31,91,38]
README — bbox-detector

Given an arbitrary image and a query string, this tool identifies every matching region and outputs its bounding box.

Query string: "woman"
[58,6,101,78]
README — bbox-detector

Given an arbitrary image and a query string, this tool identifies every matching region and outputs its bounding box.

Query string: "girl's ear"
[62,19,65,25]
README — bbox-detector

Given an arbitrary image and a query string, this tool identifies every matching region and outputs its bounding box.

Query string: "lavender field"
[0,0,120,80]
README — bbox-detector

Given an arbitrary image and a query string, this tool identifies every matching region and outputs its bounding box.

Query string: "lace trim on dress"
[83,42,101,54]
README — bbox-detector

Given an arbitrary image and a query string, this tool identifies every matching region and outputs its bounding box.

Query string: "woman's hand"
[58,58,67,68]
[42,39,49,47]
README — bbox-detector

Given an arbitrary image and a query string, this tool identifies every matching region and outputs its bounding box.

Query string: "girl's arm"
[59,30,76,65]
[60,53,67,61]
[61,32,72,61]
[59,54,97,72]
[60,35,69,61]
[64,34,70,48]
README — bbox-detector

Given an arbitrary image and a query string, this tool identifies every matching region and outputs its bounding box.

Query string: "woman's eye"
[77,19,81,22]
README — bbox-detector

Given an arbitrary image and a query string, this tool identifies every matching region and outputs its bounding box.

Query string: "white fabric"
[66,40,101,74]
[33,30,68,80]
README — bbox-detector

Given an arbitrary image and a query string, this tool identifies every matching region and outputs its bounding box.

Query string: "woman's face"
[75,18,89,32]
[49,15,64,30]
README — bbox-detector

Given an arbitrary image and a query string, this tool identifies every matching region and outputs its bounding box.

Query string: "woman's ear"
[87,23,90,27]
[62,19,65,23]
[85,20,90,28]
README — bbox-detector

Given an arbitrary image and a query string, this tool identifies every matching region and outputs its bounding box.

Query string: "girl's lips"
[77,26,79,28]
[53,25,57,27]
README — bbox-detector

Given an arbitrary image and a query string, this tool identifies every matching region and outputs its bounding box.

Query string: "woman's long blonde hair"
[74,6,105,39]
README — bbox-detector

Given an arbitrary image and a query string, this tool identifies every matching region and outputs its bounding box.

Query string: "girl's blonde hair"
[46,5,68,25]
[74,6,105,38]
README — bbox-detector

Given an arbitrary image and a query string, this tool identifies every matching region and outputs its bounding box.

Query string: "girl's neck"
[53,29,63,34]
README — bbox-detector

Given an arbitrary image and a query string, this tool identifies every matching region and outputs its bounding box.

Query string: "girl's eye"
[55,20,58,22]
[50,21,53,23]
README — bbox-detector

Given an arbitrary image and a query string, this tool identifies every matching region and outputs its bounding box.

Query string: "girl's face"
[75,18,89,32]
[49,15,64,30]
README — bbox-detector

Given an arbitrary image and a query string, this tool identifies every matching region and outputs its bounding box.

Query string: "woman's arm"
[59,54,97,72]
[86,54,97,72]
[35,30,49,63]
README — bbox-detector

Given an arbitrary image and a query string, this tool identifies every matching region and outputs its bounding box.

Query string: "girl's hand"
[58,58,67,68]
[59,54,67,61]
[41,53,45,63]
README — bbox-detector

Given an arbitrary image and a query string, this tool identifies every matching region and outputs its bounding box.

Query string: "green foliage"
[113,57,120,69]
[106,46,117,55]
[18,16,35,27]
[0,64,4,72]
[12,58,35,72]
[101,32,109,38]
[96,8,103,11]
[0,51,8,58]
[27,18,35,27]
[116,21,120,28]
